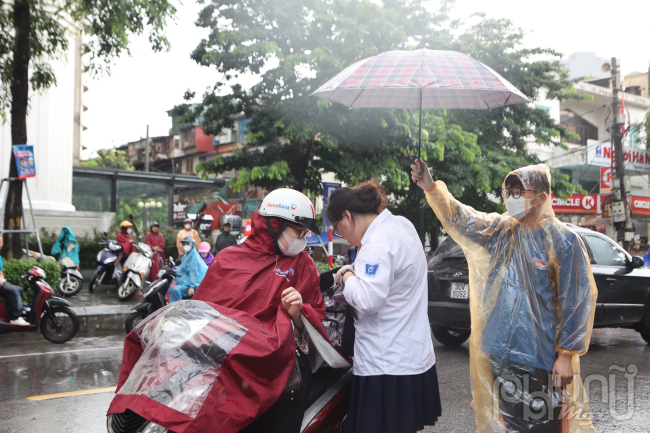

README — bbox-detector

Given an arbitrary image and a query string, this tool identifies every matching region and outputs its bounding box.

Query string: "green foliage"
[81,149,134,170]
[0,0,177,119]
[3,258,61,302]
[181,0,583,249]
[315,262,341,275]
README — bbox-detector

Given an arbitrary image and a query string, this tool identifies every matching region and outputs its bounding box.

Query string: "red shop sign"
[631,196,650,216]
[551,194,600,214]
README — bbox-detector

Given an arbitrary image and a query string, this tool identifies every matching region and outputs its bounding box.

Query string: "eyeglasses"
[332,221,343,238]
[287,225,309,239]
[501,188,535,200]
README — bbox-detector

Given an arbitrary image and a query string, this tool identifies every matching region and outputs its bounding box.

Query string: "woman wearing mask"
[327,181,441,433]
[194,188,350,433]
[176,217,201,258]
[198,241,214,266]
[145,222,165,282]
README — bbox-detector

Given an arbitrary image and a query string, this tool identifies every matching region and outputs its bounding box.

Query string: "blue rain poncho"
[175,239,208,293]
[51,226,80,266]
[425,164,597,433]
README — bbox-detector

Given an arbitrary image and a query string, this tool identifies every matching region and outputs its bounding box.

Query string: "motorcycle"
[0,266,79,343]
[57,256,84,297]
[124,258,178,333]
[89,239,124,293]
[117,242,153,301]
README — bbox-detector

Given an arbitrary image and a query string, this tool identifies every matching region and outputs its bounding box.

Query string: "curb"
[71,305,133,334]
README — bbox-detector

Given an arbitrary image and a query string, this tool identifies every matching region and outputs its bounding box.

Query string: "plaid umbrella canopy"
[311,49,531,158]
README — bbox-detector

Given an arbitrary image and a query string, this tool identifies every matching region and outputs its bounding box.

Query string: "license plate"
[450,282,469,299]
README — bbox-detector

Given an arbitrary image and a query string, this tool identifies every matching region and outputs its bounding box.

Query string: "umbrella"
[311,49,531,159]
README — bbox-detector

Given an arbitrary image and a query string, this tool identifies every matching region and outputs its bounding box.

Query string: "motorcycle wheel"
[58,275,82,297]
[40,307,79,343]
[88,272,99,293]
[125,310,149,333]
[117,279,139,301]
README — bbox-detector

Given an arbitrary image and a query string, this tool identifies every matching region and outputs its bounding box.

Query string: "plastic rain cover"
[117,300,247,419]
[425,164,597,432]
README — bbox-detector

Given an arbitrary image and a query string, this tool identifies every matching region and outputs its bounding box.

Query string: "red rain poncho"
[145,231,165,283]
[109,211,349,433]
[116,230,135,256]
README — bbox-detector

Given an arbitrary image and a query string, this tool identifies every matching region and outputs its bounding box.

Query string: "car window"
[583,235,628,267]
[429,237,466,265]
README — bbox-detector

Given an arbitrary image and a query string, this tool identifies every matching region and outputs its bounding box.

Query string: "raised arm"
[411,158,504,248]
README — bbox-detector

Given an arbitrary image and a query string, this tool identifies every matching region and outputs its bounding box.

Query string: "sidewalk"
[67,270,143,333]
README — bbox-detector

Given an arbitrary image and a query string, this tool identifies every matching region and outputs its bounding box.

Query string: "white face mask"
[126,228,132,235]
[183,245,192,253]
[184,224,192,230]
[279,230,307,257]
[506,194,540,220]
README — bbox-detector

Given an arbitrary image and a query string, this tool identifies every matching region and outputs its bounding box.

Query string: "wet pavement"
[73,270,142,308]
[0,328,648,432]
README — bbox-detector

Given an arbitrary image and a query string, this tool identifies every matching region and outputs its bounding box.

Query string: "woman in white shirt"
[328,181,441,433]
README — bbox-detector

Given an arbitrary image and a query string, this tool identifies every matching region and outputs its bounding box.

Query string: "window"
[583,235,629,267]
[560,110,598,146]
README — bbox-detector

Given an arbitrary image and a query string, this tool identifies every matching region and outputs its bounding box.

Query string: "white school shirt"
[343,209,436,376]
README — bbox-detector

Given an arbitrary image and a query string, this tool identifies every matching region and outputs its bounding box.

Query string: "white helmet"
[259,188,320,233]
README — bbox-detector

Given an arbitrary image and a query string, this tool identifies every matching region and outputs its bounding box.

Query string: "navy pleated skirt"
[346,364,442,433]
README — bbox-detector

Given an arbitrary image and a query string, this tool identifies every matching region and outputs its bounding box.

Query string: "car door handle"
[606,278,617,282]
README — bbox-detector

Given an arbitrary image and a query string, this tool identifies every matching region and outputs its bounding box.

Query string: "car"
[427,224,650,347]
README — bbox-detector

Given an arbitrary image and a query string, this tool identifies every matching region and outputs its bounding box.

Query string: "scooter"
[57,256,84,297]
[124,258,178,333]
[89,239,124,293]
[116,242,153,301]
[0,266,79,343]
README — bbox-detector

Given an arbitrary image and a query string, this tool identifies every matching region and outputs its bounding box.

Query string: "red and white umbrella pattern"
[312,49,531,110]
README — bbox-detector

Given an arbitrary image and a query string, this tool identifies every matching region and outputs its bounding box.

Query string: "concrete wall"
[24,210,115,236]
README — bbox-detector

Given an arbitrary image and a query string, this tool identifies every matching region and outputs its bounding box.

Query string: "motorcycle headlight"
[105,256,117,264]
[141,422,168,433]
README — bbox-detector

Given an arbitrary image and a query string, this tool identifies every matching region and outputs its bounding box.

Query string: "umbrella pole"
[418,88,425,247]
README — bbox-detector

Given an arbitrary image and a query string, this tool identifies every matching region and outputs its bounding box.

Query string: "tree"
[81,149,134,170]
[179,0,582,248]
[0,0,176,258]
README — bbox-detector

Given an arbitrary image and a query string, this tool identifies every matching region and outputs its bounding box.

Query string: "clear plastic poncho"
[425,164,597,433]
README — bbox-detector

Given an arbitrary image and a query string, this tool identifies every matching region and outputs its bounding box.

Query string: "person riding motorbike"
[169,236,208,303]
[145,222,165,283]
[116,221,135,267]
[213,222,237,254]
[198,241,214,266]
[192,188,350,433]
[51,226,80,266]
[177,217,200,258]
[0,235,29,326]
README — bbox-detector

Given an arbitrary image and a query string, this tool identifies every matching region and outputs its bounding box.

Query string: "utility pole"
[145,125,150,172]
[610,58,630,241]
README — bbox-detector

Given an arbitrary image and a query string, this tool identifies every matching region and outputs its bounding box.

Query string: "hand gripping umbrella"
[311,48,531,160]
[311,49,531,245]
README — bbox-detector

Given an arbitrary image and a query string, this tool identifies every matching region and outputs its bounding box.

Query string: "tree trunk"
[3,0,31,259]
[289,139,314,192]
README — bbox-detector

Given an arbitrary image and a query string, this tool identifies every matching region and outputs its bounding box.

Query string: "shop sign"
[551,194,600,214]
[13,145,36,179]
[588,141,650,172]
[173,202,187,221]
[600,167,613,195]
[631,196,650,216]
